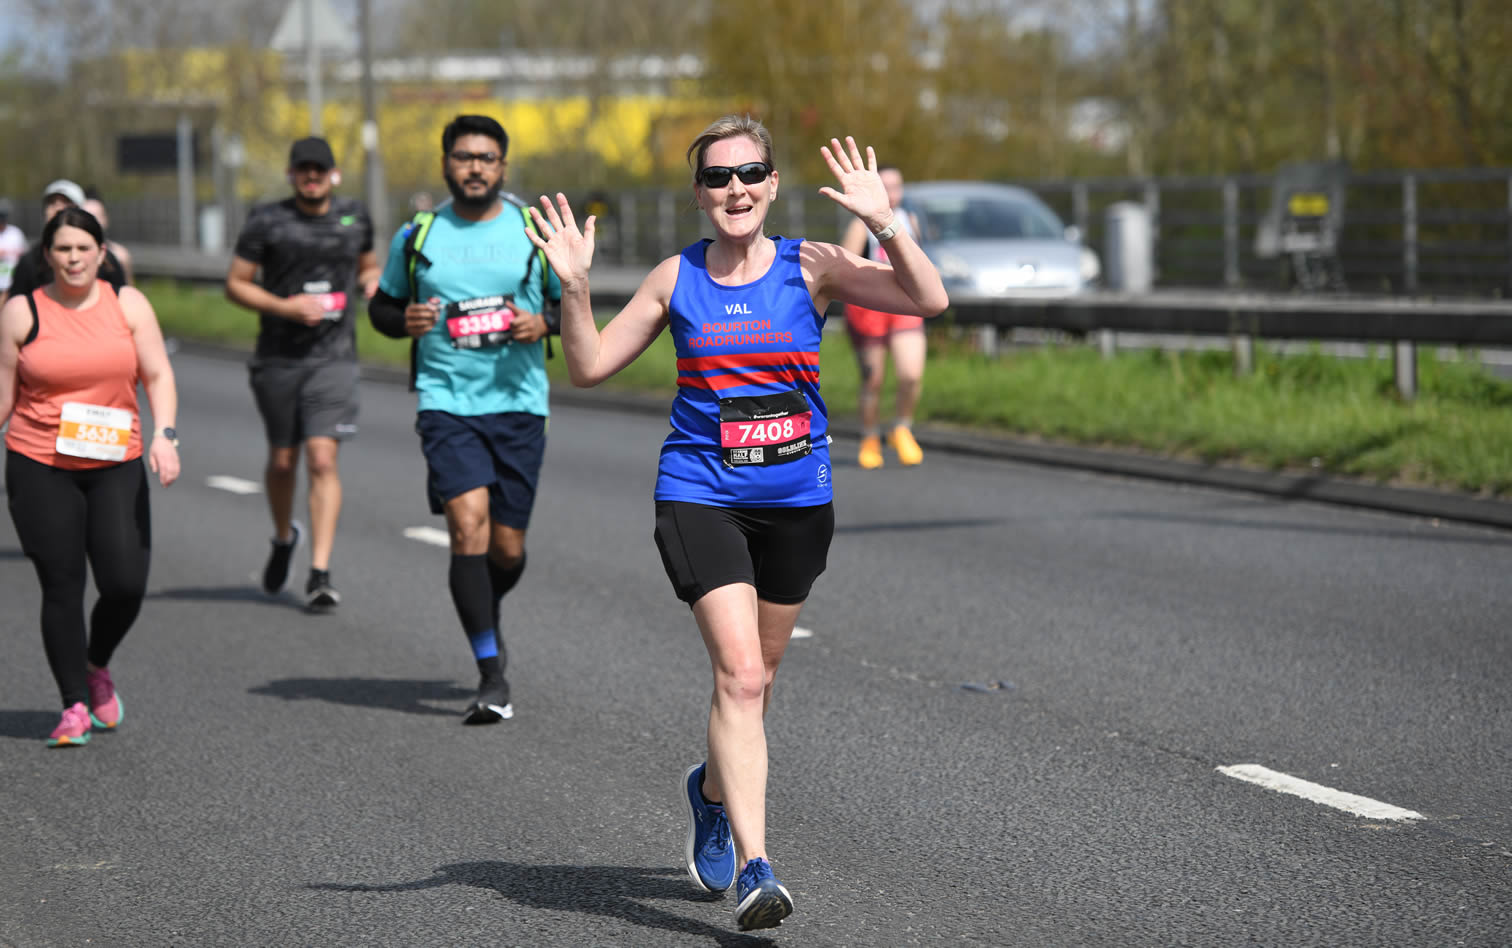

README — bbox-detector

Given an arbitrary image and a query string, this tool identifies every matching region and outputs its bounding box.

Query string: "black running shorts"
[653,500,834,605]
[248,359,360,447]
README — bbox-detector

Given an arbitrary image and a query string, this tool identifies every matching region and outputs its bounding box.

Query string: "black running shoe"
[261,521,304,595]
[463,675,513,724]
[305,569,340,614]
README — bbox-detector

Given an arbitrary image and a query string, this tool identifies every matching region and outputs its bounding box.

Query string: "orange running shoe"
[858,434,884,470]
[890,425,924,466]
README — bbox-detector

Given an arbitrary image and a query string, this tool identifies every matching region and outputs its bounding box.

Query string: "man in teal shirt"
[369,114,560,724]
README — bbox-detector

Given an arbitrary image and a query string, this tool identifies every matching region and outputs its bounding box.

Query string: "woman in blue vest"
[527,115,948,932]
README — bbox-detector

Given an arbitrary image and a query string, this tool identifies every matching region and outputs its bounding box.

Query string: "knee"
[266,452,298,477]
[305,450,339,479]
[713,660,767,708]
[93,563,147,604]
[451,514,490,550]
[95,576,146,605]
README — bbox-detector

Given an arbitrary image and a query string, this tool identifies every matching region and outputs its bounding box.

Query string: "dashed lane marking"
[206,475,261,495]
[1217,764,1425,822]
[402,526,452,547]
[791,627,814,639]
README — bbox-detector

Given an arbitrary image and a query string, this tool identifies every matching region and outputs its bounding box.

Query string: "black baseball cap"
[289,137,336,169]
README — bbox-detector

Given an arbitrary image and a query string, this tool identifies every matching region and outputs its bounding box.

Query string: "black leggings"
[5,451,152,708]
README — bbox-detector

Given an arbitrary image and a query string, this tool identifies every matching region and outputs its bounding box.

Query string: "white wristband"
[872,219,899,242]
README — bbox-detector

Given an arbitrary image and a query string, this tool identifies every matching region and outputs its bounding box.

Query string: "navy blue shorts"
[416,410,546,529]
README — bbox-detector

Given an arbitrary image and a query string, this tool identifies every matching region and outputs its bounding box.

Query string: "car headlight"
[1079,247,1101,283]
[934,251,974,283]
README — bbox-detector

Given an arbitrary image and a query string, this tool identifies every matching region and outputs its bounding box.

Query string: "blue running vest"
[655,237,833,507]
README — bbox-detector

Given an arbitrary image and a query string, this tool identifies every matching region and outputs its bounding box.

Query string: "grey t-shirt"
[234,197,374,363]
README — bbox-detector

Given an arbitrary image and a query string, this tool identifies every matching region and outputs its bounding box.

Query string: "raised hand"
[817,136,892,232]
[526,193,596,288]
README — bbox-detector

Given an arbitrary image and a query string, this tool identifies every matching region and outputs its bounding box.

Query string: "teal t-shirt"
[378,202,560,417]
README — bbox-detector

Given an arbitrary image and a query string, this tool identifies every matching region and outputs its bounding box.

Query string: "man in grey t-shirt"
[225,137,380,613]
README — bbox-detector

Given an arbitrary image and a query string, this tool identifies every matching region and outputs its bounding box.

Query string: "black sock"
[449,554,500,664]
[476,655,504,682]
[488,552,525,602]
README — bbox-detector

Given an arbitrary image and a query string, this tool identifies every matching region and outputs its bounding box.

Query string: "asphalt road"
[1,351,1508,947]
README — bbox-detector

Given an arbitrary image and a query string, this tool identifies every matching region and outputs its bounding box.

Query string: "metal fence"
[16,165,1508,299]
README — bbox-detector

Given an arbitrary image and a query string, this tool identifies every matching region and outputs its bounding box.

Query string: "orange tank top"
[6,281,142,469]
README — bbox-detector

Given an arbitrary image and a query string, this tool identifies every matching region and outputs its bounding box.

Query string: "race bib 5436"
[56,402,134,462]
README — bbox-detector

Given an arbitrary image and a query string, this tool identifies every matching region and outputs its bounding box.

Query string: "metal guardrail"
[133,244,1512,399]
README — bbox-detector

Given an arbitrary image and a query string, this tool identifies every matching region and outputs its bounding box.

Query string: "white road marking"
[1217,764,1425,822]
[791,627,814,639]
[206,475,261,495]
[402,526,452,547]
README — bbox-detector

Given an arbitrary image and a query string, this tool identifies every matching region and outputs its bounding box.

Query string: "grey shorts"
[248,360,360,447]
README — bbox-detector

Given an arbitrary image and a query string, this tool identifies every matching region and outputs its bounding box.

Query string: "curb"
[170,338,1512,532]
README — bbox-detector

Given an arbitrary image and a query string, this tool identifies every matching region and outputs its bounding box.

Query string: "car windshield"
[911,194,1064,241]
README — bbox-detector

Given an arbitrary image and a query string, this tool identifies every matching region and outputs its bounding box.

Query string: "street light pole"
[305,0,322,133]
[359,0,388,237]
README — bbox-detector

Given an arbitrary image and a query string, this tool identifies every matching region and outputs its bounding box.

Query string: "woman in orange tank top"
[0,205,179,747]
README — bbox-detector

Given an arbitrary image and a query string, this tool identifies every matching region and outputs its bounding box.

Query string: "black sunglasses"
[697,162,772,189]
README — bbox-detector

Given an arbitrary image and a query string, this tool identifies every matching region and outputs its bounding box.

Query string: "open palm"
[526,193,596,285]
[817,136,890,227]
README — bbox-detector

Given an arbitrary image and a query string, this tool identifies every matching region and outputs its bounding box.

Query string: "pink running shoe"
[47,702,92,747]
[87,667,123,729]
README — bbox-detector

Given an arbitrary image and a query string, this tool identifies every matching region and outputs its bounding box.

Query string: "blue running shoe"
[682,762,736,892]
[735,857,793,931]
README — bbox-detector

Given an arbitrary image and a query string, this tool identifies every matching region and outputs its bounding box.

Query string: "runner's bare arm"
[357,250,382,298]
[119,286,180,485]
[225,256,320,324]
[0,296,26,425]
[839,217,870,258]
[811,137,948,317]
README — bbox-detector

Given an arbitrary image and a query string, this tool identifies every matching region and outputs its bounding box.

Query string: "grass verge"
[146,279,1511,497]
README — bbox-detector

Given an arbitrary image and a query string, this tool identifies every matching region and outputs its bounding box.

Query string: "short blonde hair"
[686,115,774,186]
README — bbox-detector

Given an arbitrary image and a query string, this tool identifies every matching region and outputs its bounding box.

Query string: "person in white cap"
[2,180,127,306]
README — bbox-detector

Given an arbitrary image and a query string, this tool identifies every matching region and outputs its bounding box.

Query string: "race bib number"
[446,296,514,350]
[717,390,813,468]
[303,281,348,321]
[56,402,133,462]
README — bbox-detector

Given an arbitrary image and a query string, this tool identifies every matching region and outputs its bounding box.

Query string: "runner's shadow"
[0,709,63,740]
[836,517,1005,535]
[310,861,779,947]
[249,677,472,718]
[147,585,309,613]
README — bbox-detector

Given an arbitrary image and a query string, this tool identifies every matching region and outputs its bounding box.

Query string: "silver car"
[904,181,1100,298]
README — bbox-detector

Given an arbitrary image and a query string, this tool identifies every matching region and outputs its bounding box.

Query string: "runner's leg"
[265,445,299,540]
[304,436,340,571]
[445,487,511,719]
[82,459,151,668]
[6,453,90,707]
[694,582,773,868]
[855,338,888,436]
[889,327,926,428]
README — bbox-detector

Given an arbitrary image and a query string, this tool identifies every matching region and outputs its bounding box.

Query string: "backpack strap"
[22,291,39,347]
[402,210,437,303]
[398,210,436,390]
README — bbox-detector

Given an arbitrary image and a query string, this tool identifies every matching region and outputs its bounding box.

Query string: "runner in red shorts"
[841,165,926,469]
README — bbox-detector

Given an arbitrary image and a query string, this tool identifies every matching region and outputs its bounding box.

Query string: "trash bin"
[1104,201,1152,293]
